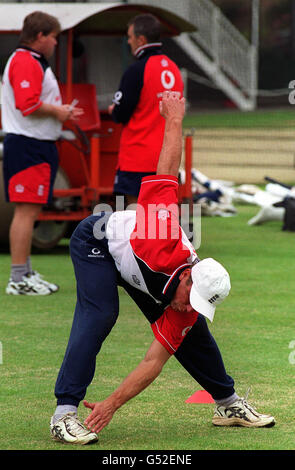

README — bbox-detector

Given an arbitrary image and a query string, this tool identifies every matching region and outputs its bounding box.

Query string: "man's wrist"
[105,393,122,412]
[164,118,183,133]
[165,117,183,124]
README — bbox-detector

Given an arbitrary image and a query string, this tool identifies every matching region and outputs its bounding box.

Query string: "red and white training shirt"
[1,46,62,141]
[106,175,199,354]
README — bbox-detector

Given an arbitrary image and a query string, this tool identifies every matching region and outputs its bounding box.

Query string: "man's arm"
[83,339,171,434]
[9,55,83,123]
[110,63,144,124]
[33,102,84,123]
[156,91,186,177]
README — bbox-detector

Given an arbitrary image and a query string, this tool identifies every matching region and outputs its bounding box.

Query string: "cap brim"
[190,286,215,322]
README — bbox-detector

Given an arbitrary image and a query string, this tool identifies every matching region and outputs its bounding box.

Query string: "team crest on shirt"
[20,80,30,88]
[15,184,24,193]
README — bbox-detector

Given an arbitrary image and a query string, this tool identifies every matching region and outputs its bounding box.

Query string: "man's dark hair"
[19,11,61,45]
[128,14,162,43]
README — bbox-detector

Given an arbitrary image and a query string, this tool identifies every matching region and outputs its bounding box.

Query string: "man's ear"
[179,269,191,281]
[137,34,148,47]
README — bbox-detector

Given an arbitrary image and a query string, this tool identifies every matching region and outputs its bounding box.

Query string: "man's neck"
[18,43,42,55]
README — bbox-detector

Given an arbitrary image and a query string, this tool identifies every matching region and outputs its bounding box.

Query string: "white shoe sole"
[212,416,275,428]
[51,433,98,445]
[6,290,52,296]
[6,288,52,296]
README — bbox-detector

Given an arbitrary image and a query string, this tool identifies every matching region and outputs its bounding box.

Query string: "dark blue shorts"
[113,168,156,197]
[3,133,58,204]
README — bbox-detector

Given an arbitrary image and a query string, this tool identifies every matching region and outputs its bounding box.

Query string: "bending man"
[50,92,275,445]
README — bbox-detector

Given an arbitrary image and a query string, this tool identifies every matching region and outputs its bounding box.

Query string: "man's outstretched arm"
[83,339,171,434]
[156,91,186,177]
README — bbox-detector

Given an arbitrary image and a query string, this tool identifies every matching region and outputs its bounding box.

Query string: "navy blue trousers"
[55,214,235,406]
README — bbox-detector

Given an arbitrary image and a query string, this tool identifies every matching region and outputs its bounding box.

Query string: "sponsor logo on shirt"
[88,247,105,258]
[208,294,219,304]
[182,326,192,337]
[161,70,175,90]
[37,185,44,196]
[132,274,141,286]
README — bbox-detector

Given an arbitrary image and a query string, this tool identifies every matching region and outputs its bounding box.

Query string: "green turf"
[0,203,294,451]
[183,108,295,128]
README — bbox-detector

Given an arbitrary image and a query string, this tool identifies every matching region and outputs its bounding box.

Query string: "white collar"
[134,42,162,58]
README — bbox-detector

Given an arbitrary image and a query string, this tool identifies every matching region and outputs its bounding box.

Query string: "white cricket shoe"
[30,271,59,293]
[212,394,275,428]
[6,274,52,296]
[50,412,98,445]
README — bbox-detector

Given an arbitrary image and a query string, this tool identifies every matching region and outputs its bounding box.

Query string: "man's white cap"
[190,258,231,322]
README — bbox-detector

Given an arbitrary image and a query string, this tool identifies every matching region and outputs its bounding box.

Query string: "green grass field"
[183,107,295,128]
[0,202,294,452]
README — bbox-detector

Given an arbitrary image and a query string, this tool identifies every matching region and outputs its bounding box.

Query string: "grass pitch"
[0,202,294,451]
[183,107,295,129]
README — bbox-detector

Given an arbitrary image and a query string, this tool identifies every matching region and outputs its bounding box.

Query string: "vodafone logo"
[161,70,175,90]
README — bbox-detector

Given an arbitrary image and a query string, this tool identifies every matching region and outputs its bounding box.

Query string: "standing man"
[109,14,184,206]
[50,92,275,445]
[1,11,83,295]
